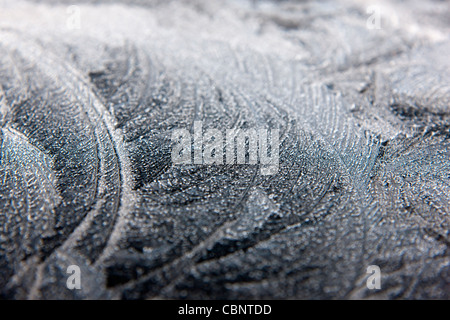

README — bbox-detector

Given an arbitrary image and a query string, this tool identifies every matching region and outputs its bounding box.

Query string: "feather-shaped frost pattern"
[0,0,448,299]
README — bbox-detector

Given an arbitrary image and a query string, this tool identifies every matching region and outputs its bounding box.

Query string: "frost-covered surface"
[0,0,449,299]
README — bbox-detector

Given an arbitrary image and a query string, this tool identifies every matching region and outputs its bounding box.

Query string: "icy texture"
[0,0,449,299]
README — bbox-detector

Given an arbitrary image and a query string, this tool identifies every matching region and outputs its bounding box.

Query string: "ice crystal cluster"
[0,0,449,299]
